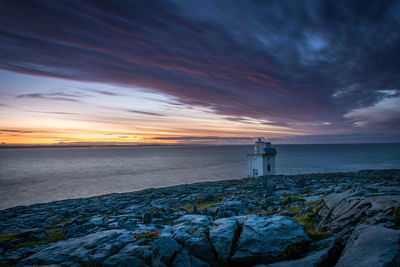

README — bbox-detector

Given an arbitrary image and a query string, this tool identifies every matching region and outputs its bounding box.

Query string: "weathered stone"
[200,208,208,215]
[280,210,294,217]
[104,244,150,267]
[151,237,181,267]
[335,224,400,267]
[65,223,78,237]
[143,213,152,224]
[231,215,310,266]
[29,231,48,241]
[210,217,239,264]
[184,235,215,264]
[89,216,104,226]
[103,255,148,267]
[171,249,209,267]
[59,261,81,267]
[1,170,399,265]
[318,193,400,234]
[175,215,212,227]
[172,215,212,243]
[257,237,343,267]
[192,204,198,214]
[22,230,131,265]
[223,210,235,217]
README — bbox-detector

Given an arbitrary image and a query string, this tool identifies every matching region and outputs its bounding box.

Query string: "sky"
[0,0,399,145]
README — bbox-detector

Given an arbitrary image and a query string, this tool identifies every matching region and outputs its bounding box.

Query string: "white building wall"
[248,139,277,178]
[255,156,263,176]
[249,155,273,177]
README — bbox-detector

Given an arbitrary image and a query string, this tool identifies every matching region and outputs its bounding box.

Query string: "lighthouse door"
[253,169,258,178]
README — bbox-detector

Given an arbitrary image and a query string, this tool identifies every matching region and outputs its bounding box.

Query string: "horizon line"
[1,141,399,149]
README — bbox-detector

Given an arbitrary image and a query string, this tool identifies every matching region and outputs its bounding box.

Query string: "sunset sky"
[0,0,399,145]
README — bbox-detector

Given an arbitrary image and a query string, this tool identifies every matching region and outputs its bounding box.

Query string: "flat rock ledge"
[0,169,399,266]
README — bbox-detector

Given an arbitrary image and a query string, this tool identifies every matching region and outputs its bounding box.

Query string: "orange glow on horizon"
[0,70,315,146]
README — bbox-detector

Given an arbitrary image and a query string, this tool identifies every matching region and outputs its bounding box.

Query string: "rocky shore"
[0,169,399,266]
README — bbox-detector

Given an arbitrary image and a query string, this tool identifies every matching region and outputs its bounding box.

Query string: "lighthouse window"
[267,164,271,172]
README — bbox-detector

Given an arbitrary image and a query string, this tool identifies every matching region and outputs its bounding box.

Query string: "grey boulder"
[210,216,240,264]
[231,215,310,266]
[335,224,400,267]
[152,237,181,267]
[258,237,343,267]
[103,243,151,267]
[171,249,209,267]
[22,230,132,265]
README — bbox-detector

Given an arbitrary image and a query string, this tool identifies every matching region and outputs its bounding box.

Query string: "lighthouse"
[248,138,277,178]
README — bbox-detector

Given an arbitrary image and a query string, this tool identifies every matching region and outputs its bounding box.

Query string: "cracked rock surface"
[0,169,399,266]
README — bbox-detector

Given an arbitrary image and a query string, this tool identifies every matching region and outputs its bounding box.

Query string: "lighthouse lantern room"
[248,138,277,178]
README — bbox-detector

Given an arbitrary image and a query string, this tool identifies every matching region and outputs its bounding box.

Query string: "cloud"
[127,109,165,116]
[79,88,119,96]
[16,93,82,102]
[223,117,252,123]
[269,133,400,144]
[0,0,399,134]
[24,110,80,115]
[0,129,32,133]
[150,133,400,144]
[344,96,400,131]
[151,136,254,141]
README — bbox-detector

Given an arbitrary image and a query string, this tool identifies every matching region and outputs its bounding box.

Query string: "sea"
[0,143,399,210]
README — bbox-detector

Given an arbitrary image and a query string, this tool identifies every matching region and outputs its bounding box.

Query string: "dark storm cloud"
[1,0,400,133]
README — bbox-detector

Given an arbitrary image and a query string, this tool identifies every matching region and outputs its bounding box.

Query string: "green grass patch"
[291,194,301,201]
[262,210,276,216]
[51,217,72,226]
[14,231,66,250]
[180,196,225,213]
[12,228,66,250]
[306,231,331,241]
[281,241,309,261]
[295,203,330,241]
[0,232,19,242]
[393,207,400,226]
[306,200,321,206]
[249,206,262,213]
[166,219,174,225]
[133,230,160,241]
[287,206,302,214]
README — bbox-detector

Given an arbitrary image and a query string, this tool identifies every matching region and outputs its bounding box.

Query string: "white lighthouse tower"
[248,138,277,178]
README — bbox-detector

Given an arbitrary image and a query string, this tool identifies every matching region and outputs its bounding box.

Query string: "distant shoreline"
[1,168,398,211]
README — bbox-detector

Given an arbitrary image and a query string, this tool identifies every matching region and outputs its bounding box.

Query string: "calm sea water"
[0,144,399,210]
